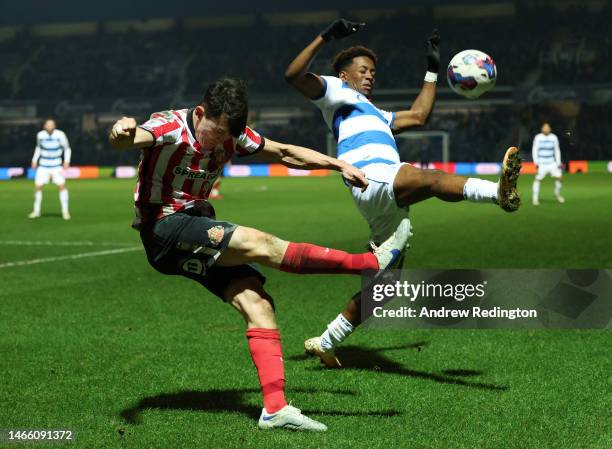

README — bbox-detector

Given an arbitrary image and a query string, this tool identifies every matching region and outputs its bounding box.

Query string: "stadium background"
[1,1,610,448]
[1,0,611,171]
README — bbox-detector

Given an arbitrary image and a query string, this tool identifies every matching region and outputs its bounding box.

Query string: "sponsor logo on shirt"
[173,166,219,180]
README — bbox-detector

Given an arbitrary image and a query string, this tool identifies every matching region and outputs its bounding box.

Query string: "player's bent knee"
[393,164,430,205]
[225,277,276,321]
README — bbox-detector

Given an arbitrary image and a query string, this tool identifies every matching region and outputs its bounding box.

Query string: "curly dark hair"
[332,46,378,76]
[199,78,248,137]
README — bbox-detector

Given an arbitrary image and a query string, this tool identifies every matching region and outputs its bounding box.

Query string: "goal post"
[394,131,450,166]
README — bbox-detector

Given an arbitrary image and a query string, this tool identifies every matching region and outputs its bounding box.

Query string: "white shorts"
[350,163,408,245]
[35,166,65,186]
[535,163,562,181]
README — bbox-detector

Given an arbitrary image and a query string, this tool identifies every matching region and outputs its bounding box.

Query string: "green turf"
[0,174,610,449]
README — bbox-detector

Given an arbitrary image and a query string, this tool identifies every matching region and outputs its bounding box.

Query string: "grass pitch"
[1,174,610,448]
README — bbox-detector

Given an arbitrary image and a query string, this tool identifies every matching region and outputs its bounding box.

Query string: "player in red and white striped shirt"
[109,78,411,432]
[130,107,265,228]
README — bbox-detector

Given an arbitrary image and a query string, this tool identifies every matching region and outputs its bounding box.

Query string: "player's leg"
[140,217,327,431]
[305,181,414,367]
[533,165,546,205]
[53,168,70,220]
[554,177,564,203]
[553,165,565,203]
[143,211,409,279]
[304,290,360,368]
[29,168,48,218]
[224,276,326,431]
[393,147,521,212]
[29,185,43,219]
[393,163,468,204]
[305,254,410,368]
[217,221,410,274]
[58,185,70,220]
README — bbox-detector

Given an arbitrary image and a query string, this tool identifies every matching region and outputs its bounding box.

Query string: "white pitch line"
[0,246,142,269]
[0,240,136,247]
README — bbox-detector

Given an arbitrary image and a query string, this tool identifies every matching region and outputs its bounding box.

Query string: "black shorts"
[140,208,266,300]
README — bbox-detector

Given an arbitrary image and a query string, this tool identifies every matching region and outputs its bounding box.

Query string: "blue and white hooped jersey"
[312,76,398,169]
[532,133,561,166]
[34,130,71,168]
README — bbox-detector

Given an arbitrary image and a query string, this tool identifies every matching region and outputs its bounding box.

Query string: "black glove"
[426,29,441,72]
[321,19,365,41]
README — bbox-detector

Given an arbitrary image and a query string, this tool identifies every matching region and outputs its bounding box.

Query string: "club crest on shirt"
[207,225,225,246]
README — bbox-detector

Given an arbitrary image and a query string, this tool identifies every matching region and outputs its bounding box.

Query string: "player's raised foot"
[258,405,327,432]
[304,337,341,368]
[498,146,522,212]
[28,211,40,219]
[556,195,565,204]
[62,212,71,220]
[372,218,411,270]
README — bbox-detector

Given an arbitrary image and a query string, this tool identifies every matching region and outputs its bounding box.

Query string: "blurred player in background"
[532,122,564,205]
[285,19,521,367]
[109,78,410,432]
[29,118,71,220]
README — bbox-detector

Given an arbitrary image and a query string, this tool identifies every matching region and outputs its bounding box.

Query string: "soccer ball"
[447,50,497,99]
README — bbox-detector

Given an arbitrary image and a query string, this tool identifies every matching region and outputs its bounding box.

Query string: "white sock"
[554,180,562,196]
[320,313,354,351]
[533,180,541,202]
[59,189,69,214]
[33,191,42,214]
[463,178,498,203]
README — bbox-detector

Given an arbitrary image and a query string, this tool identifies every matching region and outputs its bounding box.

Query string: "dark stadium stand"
[0,2,610,165]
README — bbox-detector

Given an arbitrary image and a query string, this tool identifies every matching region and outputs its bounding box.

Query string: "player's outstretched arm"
[109,117,155,150]
[259,138,368,191]
[392,30,440,134]
[285,18,365,100]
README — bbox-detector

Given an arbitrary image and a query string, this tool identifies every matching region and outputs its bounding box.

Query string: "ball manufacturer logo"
[207,226,225,246]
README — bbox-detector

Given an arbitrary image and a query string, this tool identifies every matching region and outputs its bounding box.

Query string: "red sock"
[247,328,287,414]
[280,242,378,274]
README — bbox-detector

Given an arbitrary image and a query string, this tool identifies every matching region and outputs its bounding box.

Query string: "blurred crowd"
[1,5,610,100]
[0,4,610,165]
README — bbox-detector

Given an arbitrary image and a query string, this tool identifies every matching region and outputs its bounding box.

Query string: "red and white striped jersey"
[133,108,264,229]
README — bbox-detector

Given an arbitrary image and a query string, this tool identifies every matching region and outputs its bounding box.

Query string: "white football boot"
[258,405,327,432]
[28,211,40,219]
[304,336,341,368]
[372,218,411,270]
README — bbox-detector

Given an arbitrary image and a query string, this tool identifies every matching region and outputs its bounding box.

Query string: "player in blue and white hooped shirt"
[29,119,72,220]
[532,122,564,205]
[285,19,522,367]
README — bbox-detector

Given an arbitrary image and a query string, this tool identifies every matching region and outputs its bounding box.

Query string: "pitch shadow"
[290,342,508,391]
[119,387,399,424]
